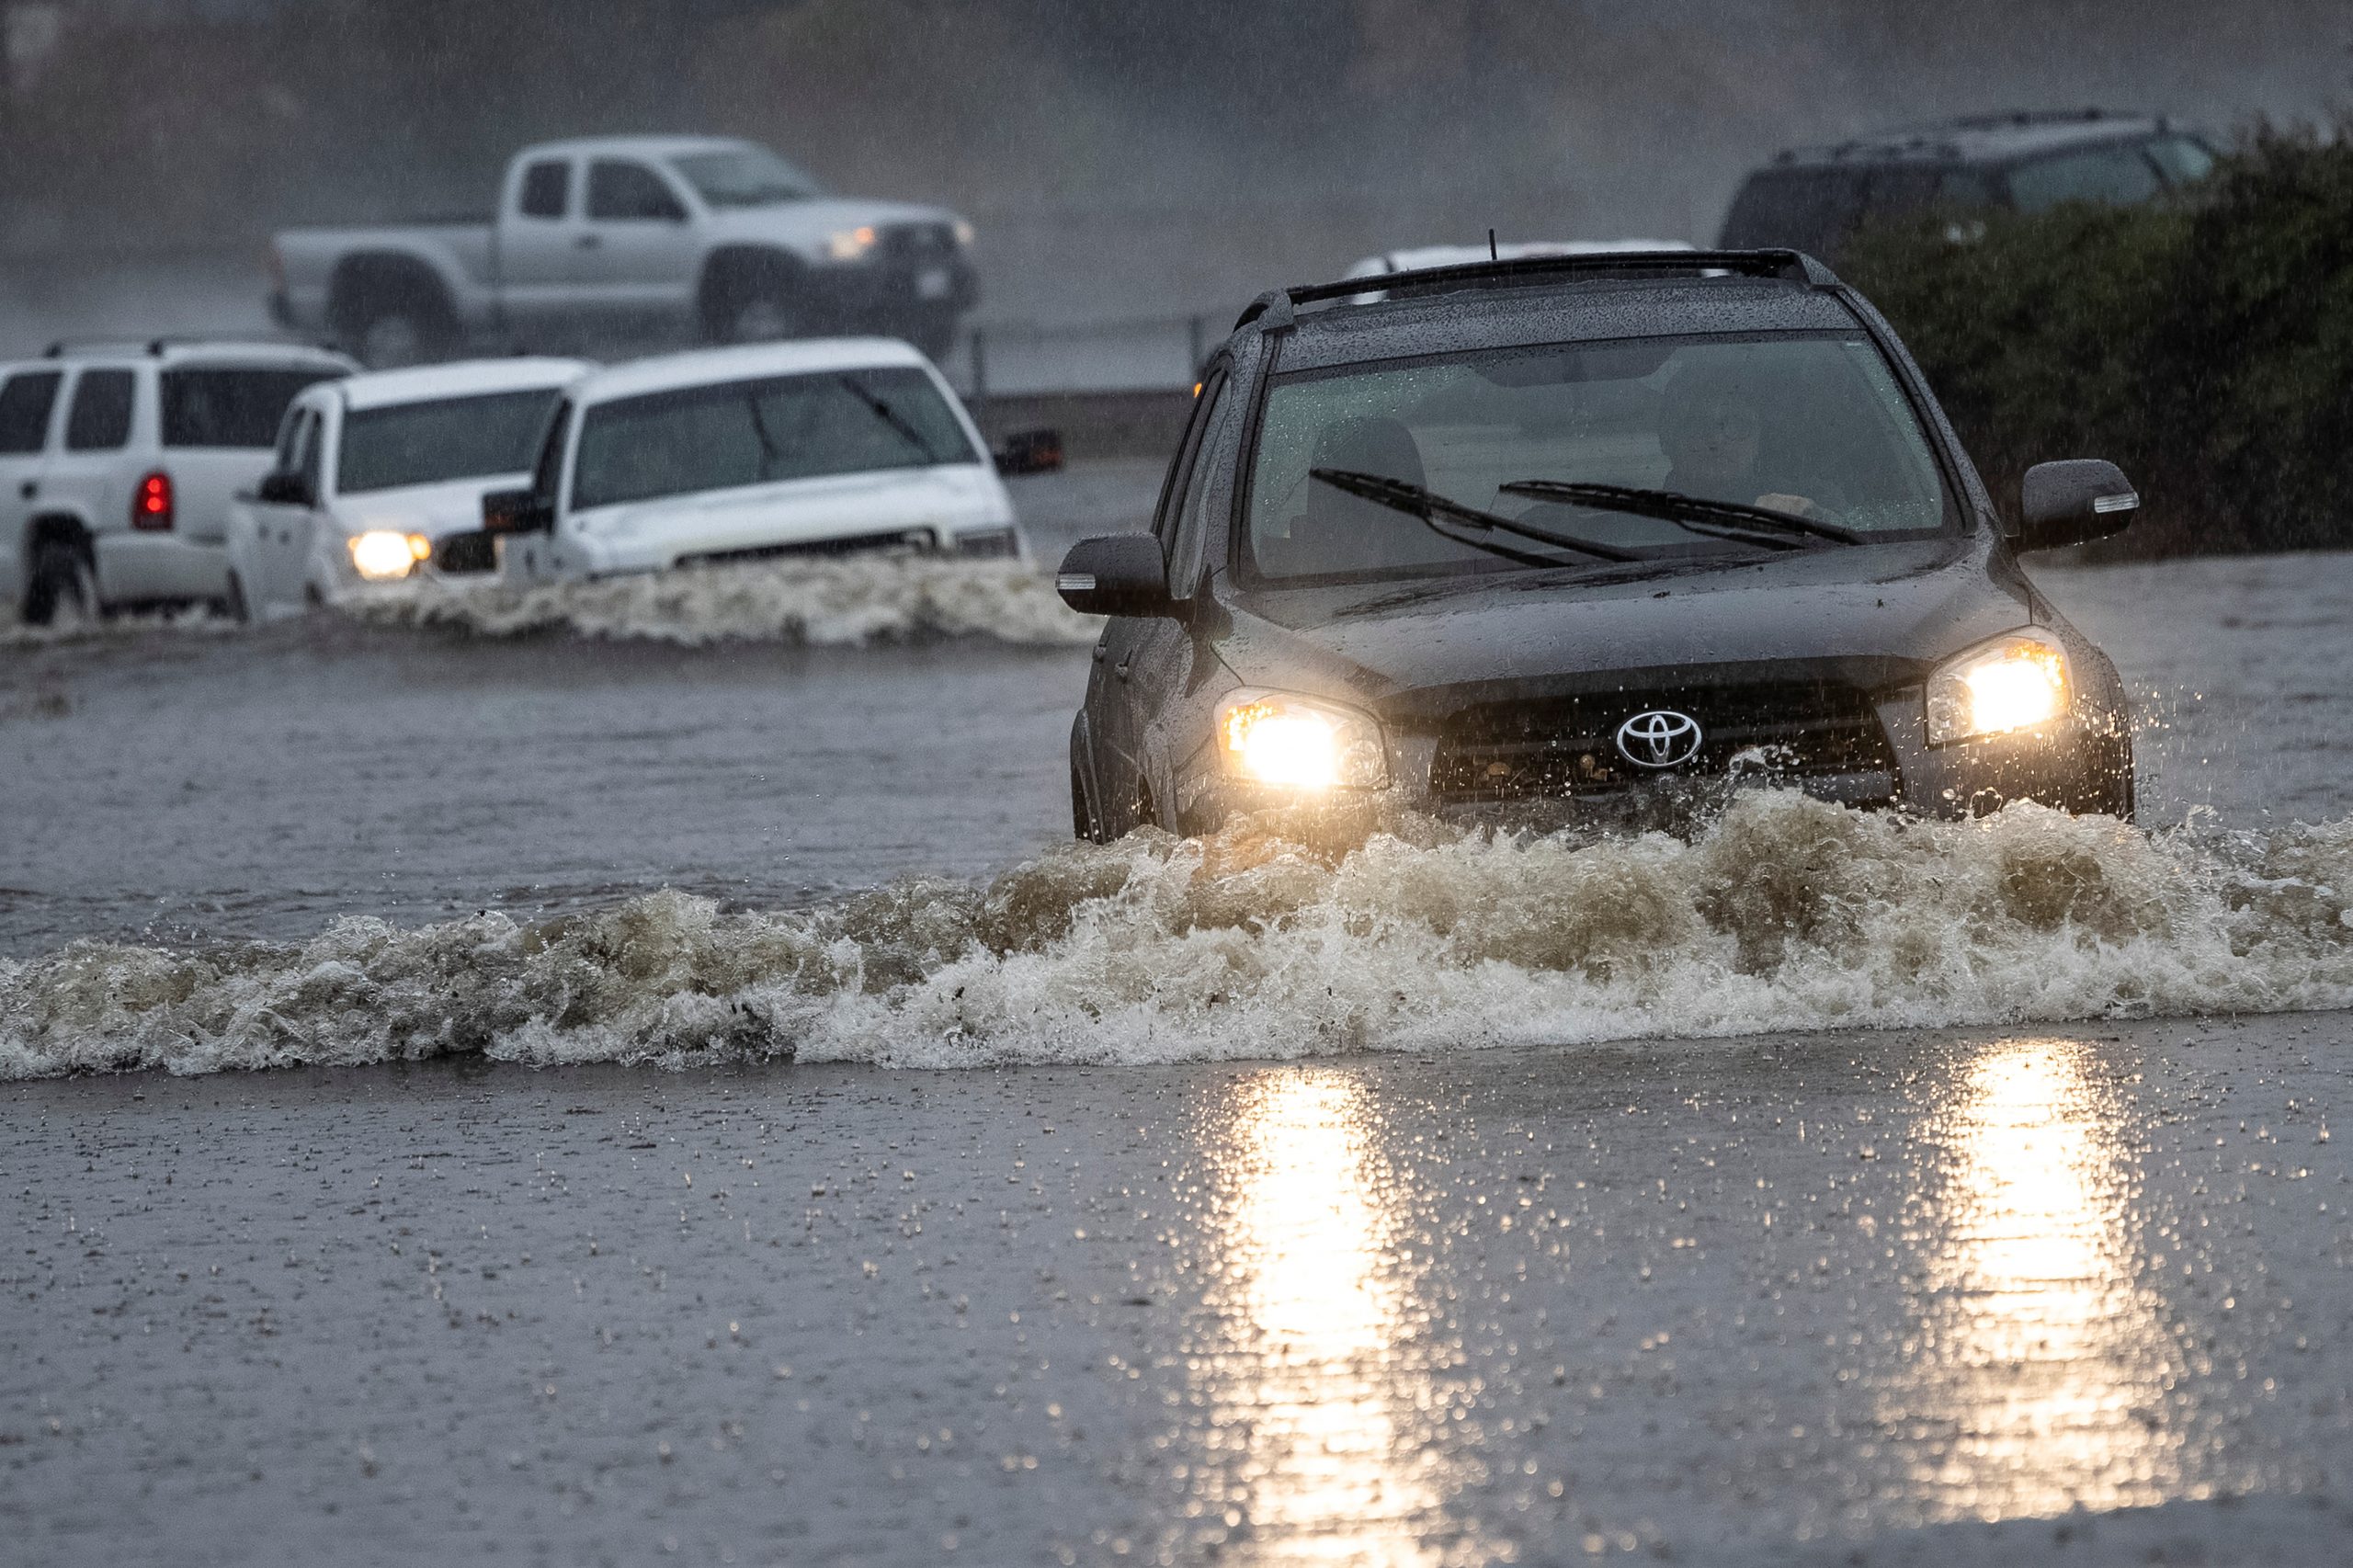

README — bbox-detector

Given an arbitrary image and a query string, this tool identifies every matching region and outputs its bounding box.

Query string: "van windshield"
[338,388,566,495]
[1244,333,1955,585]
[572,367,979,511]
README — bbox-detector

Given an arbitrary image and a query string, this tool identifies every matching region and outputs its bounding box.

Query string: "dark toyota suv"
[1718,110,2216,260]
[1054,250,2139,842]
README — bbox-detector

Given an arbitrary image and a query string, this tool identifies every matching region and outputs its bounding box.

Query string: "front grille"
[433,531,496,574]
[1430,681,1895,801]
[675,528,937,568]
[879,222,959,264]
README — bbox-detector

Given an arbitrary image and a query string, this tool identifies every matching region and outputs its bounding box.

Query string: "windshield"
[572,366,979,511]
[162,368,339,449]
[1245,333,1955,584]
[668,146,823,208]
[337,388,566,495]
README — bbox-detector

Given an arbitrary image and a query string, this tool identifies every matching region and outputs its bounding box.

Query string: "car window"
[63,369,135,451]
[292,410,324,497]
[1165,372,1235,589]
[2145,135,2217,187]
[517,159,571,221]
[162,368,338,449]
[1716,168,1869,253]
[338,388,566,494]
[587,161,686,222]
[572,367,980,512]
[1243,333,1953,586]
[0,369,63,454]
[2006,144,2164,213]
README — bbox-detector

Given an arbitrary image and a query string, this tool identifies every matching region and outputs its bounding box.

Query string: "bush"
[1842,129,2353,558]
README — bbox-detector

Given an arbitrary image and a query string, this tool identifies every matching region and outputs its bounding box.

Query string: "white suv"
[0,339,356,624]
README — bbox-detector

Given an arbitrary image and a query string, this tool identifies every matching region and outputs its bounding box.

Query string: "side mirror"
[482,487,553,535]
[256,471,313,507]
[993,428,1064,476]
[2018,460,2138,551]
[1055,534,1176,618]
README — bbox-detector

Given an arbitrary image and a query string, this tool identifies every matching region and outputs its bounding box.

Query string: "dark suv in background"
[1718,110,2216,260]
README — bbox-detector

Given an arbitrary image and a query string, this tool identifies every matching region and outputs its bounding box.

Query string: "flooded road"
[8,1019,2351,1565]
[4,468,2353,1561]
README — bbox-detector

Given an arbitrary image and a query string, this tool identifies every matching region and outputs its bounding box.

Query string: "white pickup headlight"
[349,529,431,581]
[1926,630,2073,746]
[1216,689,1388,791]
[826,225,879,262]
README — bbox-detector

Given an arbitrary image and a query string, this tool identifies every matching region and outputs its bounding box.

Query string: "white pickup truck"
[268,137,979,368]
[481,338,1024,582]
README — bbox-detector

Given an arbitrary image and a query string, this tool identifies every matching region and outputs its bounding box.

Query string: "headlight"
[1215,689,1389,791]
[349,529,432,582]
[1926,630,2073,745]
[826,225,879,262]
[952,220,976,248]
[953,526,1021,560]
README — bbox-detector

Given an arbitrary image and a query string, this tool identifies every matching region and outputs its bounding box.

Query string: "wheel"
[352,305,449,369]
[704,258,812,345]
[23,538,97,628]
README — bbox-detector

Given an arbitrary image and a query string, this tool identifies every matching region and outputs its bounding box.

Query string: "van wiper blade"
[1309,469,1643,564]
[836,374,940,461]
[1498,481,1864,548]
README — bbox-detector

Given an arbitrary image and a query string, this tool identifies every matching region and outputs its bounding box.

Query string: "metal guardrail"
[938,312,1220,401]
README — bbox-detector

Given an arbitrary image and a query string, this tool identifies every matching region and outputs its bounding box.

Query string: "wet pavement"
[6,1016,2352,1564]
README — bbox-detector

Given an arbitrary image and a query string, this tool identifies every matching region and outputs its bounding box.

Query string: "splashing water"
[6,790,2348,1081]
[336,555,1100,646]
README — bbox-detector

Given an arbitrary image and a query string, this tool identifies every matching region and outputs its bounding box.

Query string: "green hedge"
[1841,130,2353,557]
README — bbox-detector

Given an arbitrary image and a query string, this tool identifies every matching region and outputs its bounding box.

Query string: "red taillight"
[133,471,174,531]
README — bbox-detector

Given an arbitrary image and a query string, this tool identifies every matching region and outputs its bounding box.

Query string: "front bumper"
[806,255,979,328]
[1169,687,2133,835]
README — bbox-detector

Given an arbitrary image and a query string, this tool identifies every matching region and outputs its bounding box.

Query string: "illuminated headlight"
[1926,630,2073,745]
[349,529,432,582]
[952,220,976,248]
[1216,689,1388,791]
[953,526,1021,560]
[826,225,879,262]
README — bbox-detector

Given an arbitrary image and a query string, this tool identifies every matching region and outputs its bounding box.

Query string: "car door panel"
[577,160,700,323]
[0,367,64,607]
[499,157,585,327]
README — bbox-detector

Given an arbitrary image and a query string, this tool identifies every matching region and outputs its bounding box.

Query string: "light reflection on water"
[1188,1071,1485,1567]
[1894,1038,2190,1520]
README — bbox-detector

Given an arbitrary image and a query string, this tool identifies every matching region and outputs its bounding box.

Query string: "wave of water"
[6,790,2349,1081]
[337,556,1099,646]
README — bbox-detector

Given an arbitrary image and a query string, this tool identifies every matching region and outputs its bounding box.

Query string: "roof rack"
[42,332,335,359]
[1234,248,1837,331]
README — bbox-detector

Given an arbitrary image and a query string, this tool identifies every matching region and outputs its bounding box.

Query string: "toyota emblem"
[1614,710,1704,769]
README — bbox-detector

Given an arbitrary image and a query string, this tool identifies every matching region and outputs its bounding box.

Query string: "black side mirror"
[256,471,313,507]
[994,428,1064,476]
[482,487,553,535]
[1055,534,1176,618]
[2018,460,2138,551]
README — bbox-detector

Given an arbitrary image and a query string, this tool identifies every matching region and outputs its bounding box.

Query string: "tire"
[23,538,98,628]
[705,260,811,345]
[351,302,453,369]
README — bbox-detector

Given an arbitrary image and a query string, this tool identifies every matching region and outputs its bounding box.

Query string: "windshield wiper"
[835,375,940,462]
[1309,469,1643,564]
[1498,482,1864,548]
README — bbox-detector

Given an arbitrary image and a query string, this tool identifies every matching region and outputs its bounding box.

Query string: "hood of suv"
[1218,537,2031,721]
[331,474,527,540]
[574,463,1009,566]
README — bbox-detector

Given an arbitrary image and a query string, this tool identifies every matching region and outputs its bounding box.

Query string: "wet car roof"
[1270,278,1863,373]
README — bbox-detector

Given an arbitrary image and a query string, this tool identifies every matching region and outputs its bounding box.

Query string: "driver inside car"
[1655,367,1839,524]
